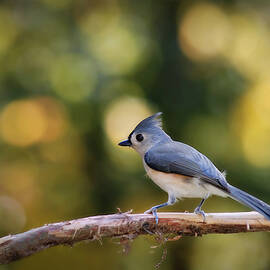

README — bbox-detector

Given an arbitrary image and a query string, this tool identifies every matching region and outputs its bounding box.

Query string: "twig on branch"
[0,211,269,264]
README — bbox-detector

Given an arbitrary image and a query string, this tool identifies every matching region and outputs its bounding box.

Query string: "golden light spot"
[79,7,150,75]
[49,54,96,102]
[35,97,68,142]
[242,129,270,168]
[104,96,152,171]
[179,3,230,61]
[104,96,152,144]
[223,14,270,80]
[0,100,47,146]
[79,5,121,37]
[231,82,270,167]
[0,97,68,147]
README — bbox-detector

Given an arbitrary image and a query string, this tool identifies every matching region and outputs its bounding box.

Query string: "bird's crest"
[134,112,163,131]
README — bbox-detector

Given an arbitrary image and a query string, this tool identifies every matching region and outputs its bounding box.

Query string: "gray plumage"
[144,142,228,191]
[119,112,270,222]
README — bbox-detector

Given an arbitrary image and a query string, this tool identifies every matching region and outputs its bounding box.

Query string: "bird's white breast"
[143,162,227,199]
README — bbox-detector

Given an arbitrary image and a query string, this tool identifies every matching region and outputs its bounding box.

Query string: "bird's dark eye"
[136,134,144,142]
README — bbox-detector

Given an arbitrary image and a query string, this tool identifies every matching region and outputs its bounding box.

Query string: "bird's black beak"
[118,139,132,147]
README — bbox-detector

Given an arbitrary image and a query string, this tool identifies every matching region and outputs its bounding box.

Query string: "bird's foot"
[144,207,159,224]
[194,207,206,222]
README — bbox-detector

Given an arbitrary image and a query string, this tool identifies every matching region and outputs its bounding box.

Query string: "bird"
[118,112,270,224]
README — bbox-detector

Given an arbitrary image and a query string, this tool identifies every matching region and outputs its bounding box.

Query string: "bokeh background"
[0,0,270,269]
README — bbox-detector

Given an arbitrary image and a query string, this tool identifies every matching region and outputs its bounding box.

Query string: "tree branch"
[0,211,269,264]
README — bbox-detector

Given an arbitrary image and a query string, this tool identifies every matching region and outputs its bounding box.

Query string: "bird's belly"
[144,164,227,199]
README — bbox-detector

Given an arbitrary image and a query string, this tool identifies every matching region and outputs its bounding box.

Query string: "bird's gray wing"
[144,142,228,191]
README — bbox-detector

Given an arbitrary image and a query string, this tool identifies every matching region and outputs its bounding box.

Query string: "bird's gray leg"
[144,194,176,224]
[194,194,209,221]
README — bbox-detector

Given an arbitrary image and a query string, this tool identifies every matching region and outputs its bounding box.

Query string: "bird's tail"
[228,184,270,220]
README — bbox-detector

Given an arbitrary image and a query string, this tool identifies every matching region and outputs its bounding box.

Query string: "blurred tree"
[0,0,269,269]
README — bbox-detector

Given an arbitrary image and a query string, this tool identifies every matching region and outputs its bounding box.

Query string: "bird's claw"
[144,207,159,224]
[194,207,206,222]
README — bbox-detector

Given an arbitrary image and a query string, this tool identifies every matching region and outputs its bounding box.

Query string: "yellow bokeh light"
[0,97,68,147]
[104,96,152,144]
[0,100,47,146]
[49,54,96,102]
[35,97,68,142]
[104,96,152,171]
[223,14,270,80]
[242,128,270,168]
[179,3,230,61]
[231,82,270,167]
[79,6,149,75]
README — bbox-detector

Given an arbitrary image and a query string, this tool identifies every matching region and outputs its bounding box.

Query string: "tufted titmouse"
[119,112,270,223]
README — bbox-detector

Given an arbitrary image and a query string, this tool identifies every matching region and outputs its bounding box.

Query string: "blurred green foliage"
[0,0,269,269]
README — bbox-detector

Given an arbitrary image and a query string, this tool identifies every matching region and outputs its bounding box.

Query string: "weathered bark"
[0,211,269,264]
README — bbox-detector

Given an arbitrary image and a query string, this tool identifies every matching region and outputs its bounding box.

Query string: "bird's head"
[118,112,171,156]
